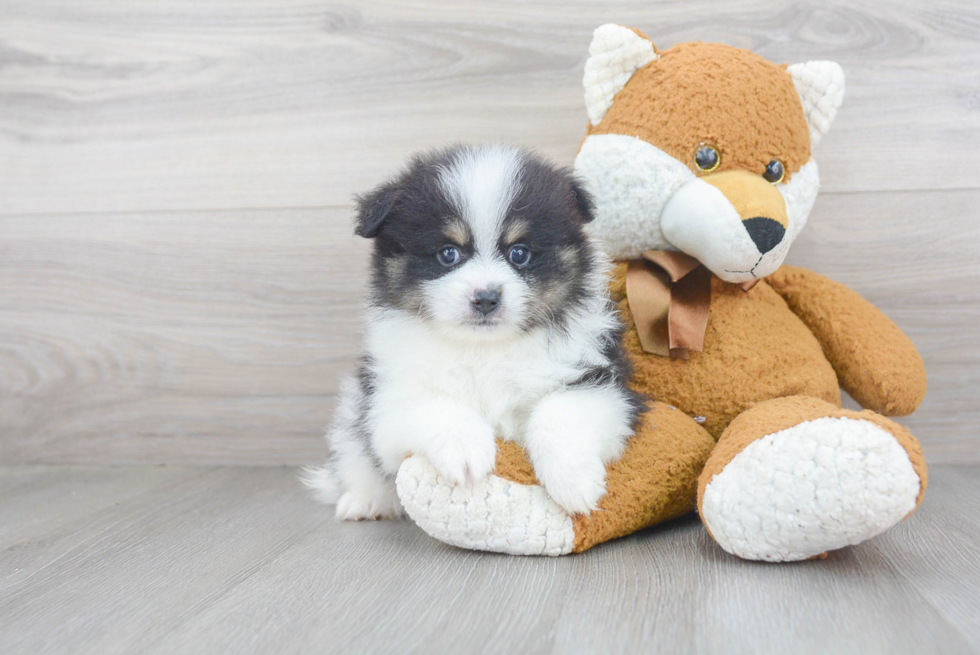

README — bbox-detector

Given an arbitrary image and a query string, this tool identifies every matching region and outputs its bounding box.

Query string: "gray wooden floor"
[2,464,978,654]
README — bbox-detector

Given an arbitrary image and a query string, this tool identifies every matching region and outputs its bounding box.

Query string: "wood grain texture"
[1,0,978,464]
[1,465,978,654]
[1,0,979,214]
[0,208,368,464]
[2,189,977,464]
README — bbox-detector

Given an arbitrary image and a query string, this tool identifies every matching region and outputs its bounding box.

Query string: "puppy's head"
[356,145,598,339]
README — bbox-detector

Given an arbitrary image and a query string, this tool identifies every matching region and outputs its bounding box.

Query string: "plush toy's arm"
[766,265,926,416]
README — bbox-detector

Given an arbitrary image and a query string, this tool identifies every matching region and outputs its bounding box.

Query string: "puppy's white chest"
[369,317,569,437]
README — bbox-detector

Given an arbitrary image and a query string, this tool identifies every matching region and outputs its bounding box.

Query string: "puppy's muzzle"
[471,288,501,316]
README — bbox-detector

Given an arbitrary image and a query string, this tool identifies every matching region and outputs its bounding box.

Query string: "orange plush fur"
[587,42,812,182]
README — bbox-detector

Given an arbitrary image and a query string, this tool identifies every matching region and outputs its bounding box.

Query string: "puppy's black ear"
[354,182,400,239]
[569,177,596,223]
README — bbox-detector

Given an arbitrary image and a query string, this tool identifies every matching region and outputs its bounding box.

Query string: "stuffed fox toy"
[395,25,928,561]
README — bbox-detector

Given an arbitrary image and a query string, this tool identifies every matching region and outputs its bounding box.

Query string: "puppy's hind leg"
[302,375,402,521]
[304,435,402,521]
[335,443,402,521]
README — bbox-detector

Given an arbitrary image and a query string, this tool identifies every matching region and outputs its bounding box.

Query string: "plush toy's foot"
[396,402,716,555]
[698,396,928,562]
[396,453,577,556]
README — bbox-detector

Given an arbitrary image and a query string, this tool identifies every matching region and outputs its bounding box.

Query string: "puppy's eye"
[693,144,720,173]
[508,245,531,268]
[437,246,460,266]
[763,159,785,184]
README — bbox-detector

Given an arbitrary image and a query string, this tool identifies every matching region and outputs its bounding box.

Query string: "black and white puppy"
[305,145,642,520]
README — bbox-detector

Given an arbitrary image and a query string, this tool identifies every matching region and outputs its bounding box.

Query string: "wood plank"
[1,465,976,654]
[871,466,980,645]
[1,0,979,215]
[0,465,192,550]
[148,509,570,655]
[0,467,329,655]
[2,185,978,464]
[0,208,367,464]
[547,518,976,654]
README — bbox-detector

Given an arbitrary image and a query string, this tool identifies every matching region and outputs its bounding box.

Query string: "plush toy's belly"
[612,271,841,439]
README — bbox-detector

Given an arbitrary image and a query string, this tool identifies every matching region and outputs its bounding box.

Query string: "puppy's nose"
[471,289,501,316]
[742,216,786,254]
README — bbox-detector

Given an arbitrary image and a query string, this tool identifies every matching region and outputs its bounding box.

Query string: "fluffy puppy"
[305,144,642,520]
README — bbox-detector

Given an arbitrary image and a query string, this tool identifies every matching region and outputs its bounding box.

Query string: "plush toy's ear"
[787,61,845,147]
[583,24,658,126]
[353,182,400,238]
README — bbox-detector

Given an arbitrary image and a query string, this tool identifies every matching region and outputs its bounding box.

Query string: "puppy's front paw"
[536,453,608,515]
[425,424,497,486]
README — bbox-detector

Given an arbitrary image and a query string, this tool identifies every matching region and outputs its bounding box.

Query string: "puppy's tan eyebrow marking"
[444,218,470,244]
[504,218,531,245]
[385,255,408,279]
[558,246,580,266]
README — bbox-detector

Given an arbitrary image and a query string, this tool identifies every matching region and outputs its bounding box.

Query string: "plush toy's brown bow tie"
[626,251,757,359]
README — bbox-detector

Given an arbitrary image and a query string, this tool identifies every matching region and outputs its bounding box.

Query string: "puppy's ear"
[354,182,400,239]
[570,177,596,223]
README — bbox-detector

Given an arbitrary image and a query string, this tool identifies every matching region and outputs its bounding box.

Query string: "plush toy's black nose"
[471,289,501,316]
[742,217,786,254]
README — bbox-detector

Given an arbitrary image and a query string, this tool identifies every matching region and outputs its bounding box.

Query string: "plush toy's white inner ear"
[583,24,658,126]
[787,60,845,147]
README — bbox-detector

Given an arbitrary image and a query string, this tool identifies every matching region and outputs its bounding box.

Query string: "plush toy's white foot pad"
[396,455,575,556]
[701,417,921,562]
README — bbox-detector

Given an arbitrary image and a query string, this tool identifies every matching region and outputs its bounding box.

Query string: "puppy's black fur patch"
[500,154,597,330]
[570,324,647,429]
[356,148,465,313]
[354,145,597,329]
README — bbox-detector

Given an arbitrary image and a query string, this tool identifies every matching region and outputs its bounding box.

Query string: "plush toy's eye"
[508,245,531,267]
[437,246,461,266]
[693,144,721,173]
[763,159,785,184]
[694,143,721,173]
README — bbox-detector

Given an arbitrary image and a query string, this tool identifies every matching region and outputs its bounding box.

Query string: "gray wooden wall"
[1,0,978,465]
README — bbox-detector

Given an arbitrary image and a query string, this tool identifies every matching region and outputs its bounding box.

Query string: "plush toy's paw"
[396,404,718,556]
[699,397,926,562]
[424,423,497,487]
[396,455,576,556]
[335,488,403,522]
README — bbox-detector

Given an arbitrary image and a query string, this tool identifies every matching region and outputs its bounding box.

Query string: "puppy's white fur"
[305,146,636,519]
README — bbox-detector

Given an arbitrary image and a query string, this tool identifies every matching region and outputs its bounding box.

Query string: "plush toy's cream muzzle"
[661,170,792,284]
[703,171,789,246]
